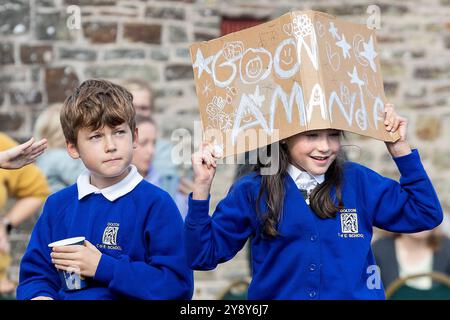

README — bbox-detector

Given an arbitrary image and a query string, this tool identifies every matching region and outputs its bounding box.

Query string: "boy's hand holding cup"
[49,236,101,291]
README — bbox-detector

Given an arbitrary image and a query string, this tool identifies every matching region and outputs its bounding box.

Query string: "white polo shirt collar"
[287,164,325,189]
[77,165,143,201]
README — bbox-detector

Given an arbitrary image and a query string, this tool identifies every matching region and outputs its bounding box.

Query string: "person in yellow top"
[0,133,50,298]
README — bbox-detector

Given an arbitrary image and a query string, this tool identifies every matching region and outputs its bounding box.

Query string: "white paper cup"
[48,237,88,291]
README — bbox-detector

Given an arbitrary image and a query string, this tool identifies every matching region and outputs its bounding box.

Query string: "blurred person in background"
[0,133,49,298]
[132,115,188,220]
[122,78,194,203]
[34,104,85,194]
[373,228,450,291]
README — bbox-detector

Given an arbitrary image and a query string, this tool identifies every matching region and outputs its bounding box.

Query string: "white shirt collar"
[77,165,143,201]
[287,164,325,189]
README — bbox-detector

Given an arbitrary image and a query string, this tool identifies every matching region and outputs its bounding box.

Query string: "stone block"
[65,0,116,5]
[165,64,193,81]
[0,67,27,82]
[151,48,169,61]
[36,0,55,6]
[194,20,220,29]
[169,25,188,43]
[154,87,184,98]
[9,89,42,105]
[20,45,53,64]
[123,23,161,44]
[85,64,160,82]
[381,61,405,77]
[404,86,426,99]
[433,85,450,94]
[416,116,441,140]
[45,66,79,103]
[83,22,117,43]
[194,31,218,42]
[311,5,367,16]
[104,49,145,60]
[0,43,14,65]
[414,66,450,80]
[145,6,185,20]
[35,12,75,41]
[383,81,399,98]
[59,47,97,61]
[0,0,30,36]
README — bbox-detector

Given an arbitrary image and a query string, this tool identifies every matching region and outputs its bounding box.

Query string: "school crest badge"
[340,210,358,233]
[102,222,119,245]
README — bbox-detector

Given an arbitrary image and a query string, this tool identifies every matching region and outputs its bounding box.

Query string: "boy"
[16,79,193,300]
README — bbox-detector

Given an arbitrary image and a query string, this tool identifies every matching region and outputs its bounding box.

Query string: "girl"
[184,104,443,300]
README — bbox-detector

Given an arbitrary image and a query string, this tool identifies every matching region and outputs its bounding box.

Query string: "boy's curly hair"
[60,79,136,145]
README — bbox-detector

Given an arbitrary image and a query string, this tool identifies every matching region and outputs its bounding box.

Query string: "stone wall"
[1,0,450,299]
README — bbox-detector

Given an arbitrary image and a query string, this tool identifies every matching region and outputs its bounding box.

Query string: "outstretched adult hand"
[0,137,48,169]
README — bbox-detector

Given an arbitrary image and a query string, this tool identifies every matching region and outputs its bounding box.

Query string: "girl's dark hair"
[255,139,345,238]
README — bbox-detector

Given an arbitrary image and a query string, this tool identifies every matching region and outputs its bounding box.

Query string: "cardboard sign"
[190,10,399,157]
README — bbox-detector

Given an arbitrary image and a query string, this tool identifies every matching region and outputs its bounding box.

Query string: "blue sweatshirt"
[184,150,443,300]
[17,170,193,300]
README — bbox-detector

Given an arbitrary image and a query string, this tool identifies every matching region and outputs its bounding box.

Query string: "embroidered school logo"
[338,209,364,239]
[341,212,358,233]
[102,222,119,245]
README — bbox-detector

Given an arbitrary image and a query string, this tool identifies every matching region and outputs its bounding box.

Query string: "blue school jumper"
[17,166,193,300]
[185,150,443,299]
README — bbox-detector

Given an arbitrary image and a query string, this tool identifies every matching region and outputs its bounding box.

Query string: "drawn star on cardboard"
[361,36,378,72]
[347,66,365,87]
[193,48,213,78]
[328,22,340,40]
[336,34,351,59]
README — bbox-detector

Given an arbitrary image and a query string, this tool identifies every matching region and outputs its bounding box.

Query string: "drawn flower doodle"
[223,41,244,61]
[292,14,313,38]
[206,96,234,131]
